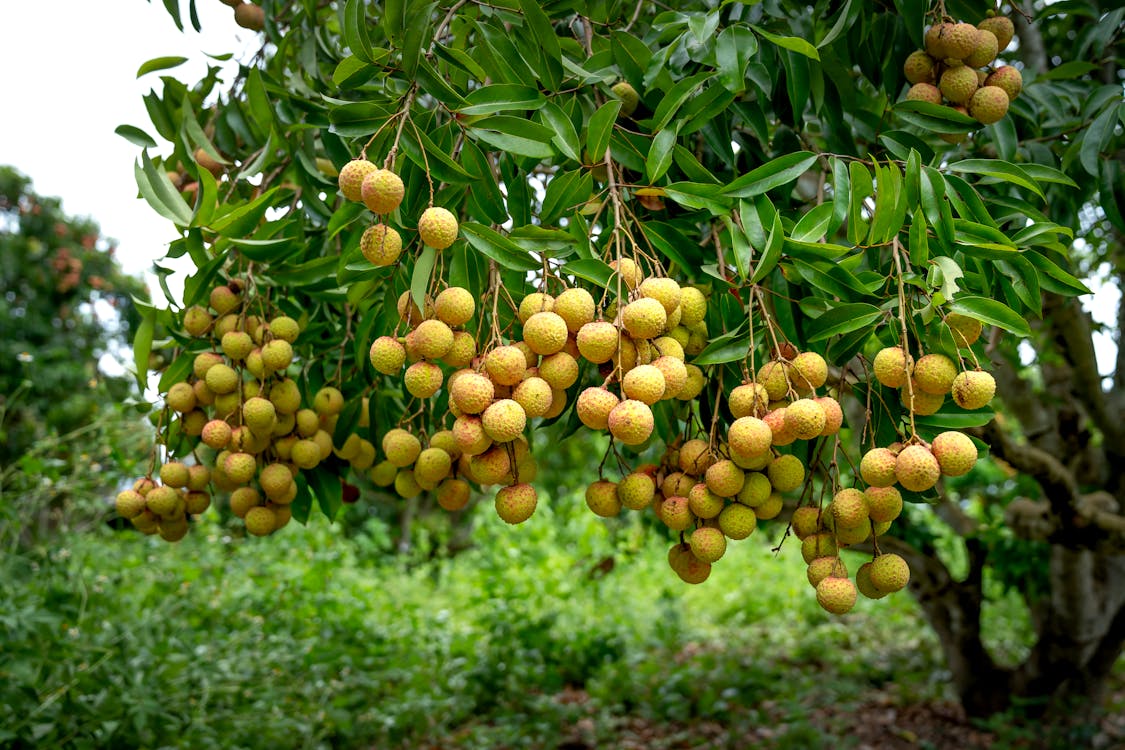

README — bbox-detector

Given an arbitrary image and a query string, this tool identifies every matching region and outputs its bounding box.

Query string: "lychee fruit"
[452,415,492,456]
[873,346,913,388]
[856,562,888,599]
[360,169,405,214]
[339,159,378,202]
[242,396,277,434]
[538,352,579,390]
[907,83,943,105]
[902,382,945,415]
[678,438,713,475]
[767,454,805,493]
[832,488,870,529]
[518,292,554,323]
[660,495,695,531]
[914,353,957,395]
[183,305,212,336]
[437,478,471,511]
[903,50,936,84]
[576,387,619,430]
[860,447,899,488]
[689,526,727,563]
[617,472,656,511]
[931,430,978,476]
[790,352,827,393]
[204,363,240,395]
[404,361,444,398]
[622,364,667,404]
[895,444,941,492]
[816,396,844,436]
[369,335,406,375]
[784,399,827,440]
[513,376,553,418]
[754,491,783,520]
[485,345,527,386]
[576,321,619,363]
[791,506,822,539]
[729,383,770,418]
[940,66,980,105]
[495,483,537,524]
[718,503,757,540]
[607,399,654,446]
[639,277,682,315]
[611,81,639,117]
[978,15,1014,52]
[411,319,455,360]
[470,446,511,485]
[705,459,745,498]
[621,298,667,341]
[951,370,995,410]
[965,27,999,68]
[676,363,705,400]
[382,428,422,467]
[553,287,596,333]
[394,469,423,498]
[943,22,980,61]
[360,223,402,266]
[816,575,857,615]
[870,553,910,593]
[668,543,711,584]
[523,311,569,355]
[585,480,621,517]
[417,206,459,249]
[482,399,527,443]
[807,556,848,588]
[763,408,797,447]
[946,312,983,347]
[969,86,1010,125]
[756,360,790,400]
[864,485,903,524]
[415,447,453,486]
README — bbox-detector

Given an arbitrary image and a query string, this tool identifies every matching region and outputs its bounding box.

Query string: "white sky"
[0,1,1119,379]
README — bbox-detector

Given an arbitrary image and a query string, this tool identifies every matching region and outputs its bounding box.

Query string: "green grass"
[0,488,1005,749]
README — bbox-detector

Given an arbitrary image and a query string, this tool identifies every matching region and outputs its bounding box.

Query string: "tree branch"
[968,421,1080,512]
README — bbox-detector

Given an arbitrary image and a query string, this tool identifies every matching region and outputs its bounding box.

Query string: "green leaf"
[1025,250,1092,295]
[646,128,677,183]
[586,100,621,163]
[692,330,751,365]
[751,25,820,60]
[561,258,614,288]
[541,170,593,225]
[469,116,556,159]
[945,159,1044,200]
[136,56,188,77]
[539,102,581,162]
[790,203,834,243]
[651,72,712,132]
[333,55,378,87]
[869,161,905,244]
[306,467,343,521]
[847,160,873,245]
[662,182,731,214]
[136,152,192,226]
[132,305,156,391]
[723,151,817,198]
[716,25,757,93]
[806,303,883,342]
[115,124,157,148]
[1038,60,1100,80]
[893,100,978,134]
[949,296,1031,337]
[930,256,964,302]
[411,247,437,315]
[909,208,929,267]
[517,0,562,89]
[461,222,540,271]
[1080,102,1119,177]
[749,209,783,284]
[914,407,997,429]
[459,84,546,116]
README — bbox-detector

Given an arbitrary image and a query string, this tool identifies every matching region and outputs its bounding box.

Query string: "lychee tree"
[130,0,1124,722]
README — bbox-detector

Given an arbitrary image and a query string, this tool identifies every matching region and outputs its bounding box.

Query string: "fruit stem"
[892,238,919,439]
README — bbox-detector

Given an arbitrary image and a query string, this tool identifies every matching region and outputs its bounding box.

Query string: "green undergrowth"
[0,489,990,749]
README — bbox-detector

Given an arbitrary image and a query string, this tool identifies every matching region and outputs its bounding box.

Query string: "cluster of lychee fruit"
[337,159,460,265]
[903,12,1022,139]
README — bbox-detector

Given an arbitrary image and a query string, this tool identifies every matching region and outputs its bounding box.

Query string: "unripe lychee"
[903,50,936,84]
[538,352,578,390]
[639,277,682,316]
[267,379,300,415]
[260,339,293,374]
[940,65,979,105]
[689,526,727,563]
[576,387,619,430]
[784,399,827,440]
[914,353,957,395]
[369,460,397,487]
[369,336,406,375]
[764,408,796,447]
[870,553,910,593]
[856,562,888,599]
[651,335,684,361]
[873,346,913,388]
[964,27,999,68]
[686,483,723,519]
[676,363,705,401]
[243,396,277,434]
[394,469,423,498]
[417,206,458,249]
[608,258,643,290]
[291,438,322,469]
[733,472,769,508]
[485,345,527,386]
[661,495,695,531]
[978,15,1014,51]
[339,159,378,202]
[652,356,687,400]
[611,81,639,116]
[816,575,857,615]
[219,331,252,362]
[678,287,707,327]
[268,315,299,344]
[945,312,983,347]
[259,463,294,501]
[791,506,822,539]
[969,86,1010,125]
[622,364,666,404]
[755,491,784,520]
[444,331,476,367]
[164,381,196,414]
[116,489,147,518]
[767,454,805,493]
[186,465,211,492]
[705,459,745,498]
[437,478,471,511]
[864,485,903,523]
[205,363,239,395]
[360,169,405,215]
[452,415,492,456]
[576,321,619,364]
[223,452,257,485]
[404,361,444,398]
[802,531,838,564]
[209,284,240,316]
[201,419,232,450]
[183,305,212,337]
[553,288,596,333]
[906,82,943,105]
[756,360,790,400]
[411,319,454,360]
[495,483,537,523]
[860,447,899,488]
[730,383,769,418]
[831,488,869,529]
[662,471,695,498]
[434,286,475,327]
[895,444,941,492]
[951,370,995,410]
[396,290,426,325]
[668,543,711,584]
[383,428,422,467]
[807,556,848,588]
[924,23,953,60]
[415,447,453,486]
[944,22,979,61]
[585,480,621,517]
[717,503,756,540]
[523,311,569,356]
[621,297,667,340]
[482,399,527,443]
[678,439,713,475]
[360,223,402,266]
[607,399,654,446]
[617,472,656,511]
[931,430,978,476]
[312,386,343,417]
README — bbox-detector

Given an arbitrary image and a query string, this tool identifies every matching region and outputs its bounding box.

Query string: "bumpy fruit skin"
[639,277,682,316]
[914,353,957,395]
[576,387,619,430]
[945,312,983,347]
[617,472,656,510]
[661,496,695,531]
[870,553,910,593]
[417,207,459,249]
[452,414,491,456]
[791,506,822,539]
[790,352,827,393]
[925,23,952,60]
[902,382,945,416]
[404,361,443,398]
[940,66,980,105]
[689,526,727,563]
[607,399,654,445]
[705,460,745,498]
[943,22,980,61]
[360,169,405,214]
[873,346,913,388]
[338,160,377,202]
[243,397,277,434]
[895,445,941,492]
[764,408,796,447]
[677,364,706,401]
[437,478,471,511]
[361,224,402,266]
[611,81,639,117]
[903,50,936,84]
[621,298,667,340]
[576,321,619,363]
[495,483,537,523]
[513,376,553,418]
[482,399,527,443]
[931,431,978,476]
[553,288,596,334]
[369,336,406,375]
[523,311,569,356]
[718,503,757,540]
[979,15,1014,51]
[383,428,422,467]
[816,576,857,615]
[183,305,212,337]
[951,370,996,410]
[729,383,769,418]
[767,454,805,493]
[816,397,844,436]
[622,364,666,405]
[486,345,527,386]
[856,562,888,599]
[969,86,1010,125]
[444,331,476,367]
[785,399,827,440]
[668,543,711,584]
[394,469,423,498]
[860,447,898,488]
[518,292,554,323]
[678,287,707,326]
[965,27,999,68]
[585,480,621,517]
[650,356,687,400]
[985,66,1022,102]
[864,486,903,523]
[831,488,869,529]
[906,83,943,105]
[116,489,147,519]
[678,439,712,475]
[807,556,848,588]
[756,360,790,400]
